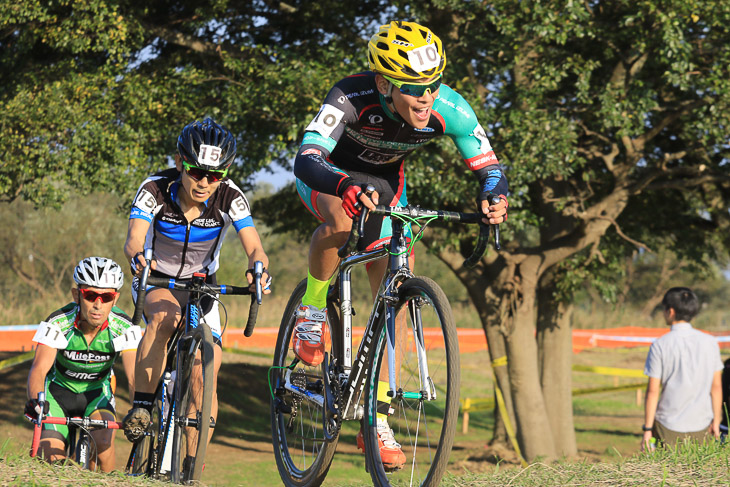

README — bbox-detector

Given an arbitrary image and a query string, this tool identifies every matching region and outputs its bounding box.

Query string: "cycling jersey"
[32,303,140,394]
[129,168,255,279]
[293,71,508,199]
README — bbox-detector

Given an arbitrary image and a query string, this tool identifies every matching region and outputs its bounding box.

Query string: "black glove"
[24,398,49,419]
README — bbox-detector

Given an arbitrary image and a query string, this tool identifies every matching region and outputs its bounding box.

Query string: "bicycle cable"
[388,213,438,256]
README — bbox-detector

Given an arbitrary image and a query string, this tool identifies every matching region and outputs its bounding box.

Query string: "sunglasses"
[79,289,119,304]
[183,163,227,183]
[384,75,442,97]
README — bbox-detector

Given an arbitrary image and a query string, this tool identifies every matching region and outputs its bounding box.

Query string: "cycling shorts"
[132,271,223,346]
[44,380,115,442]
[296,163,412,251]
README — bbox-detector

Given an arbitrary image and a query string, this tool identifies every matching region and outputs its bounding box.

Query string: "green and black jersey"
[32,302,141,394]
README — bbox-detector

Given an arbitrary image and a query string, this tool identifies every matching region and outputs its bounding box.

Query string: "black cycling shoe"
[122,408,151,442]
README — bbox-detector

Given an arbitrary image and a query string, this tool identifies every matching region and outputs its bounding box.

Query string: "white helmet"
[73,257,124,290]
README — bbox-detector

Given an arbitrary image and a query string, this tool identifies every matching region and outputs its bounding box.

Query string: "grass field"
[3,343,727,486]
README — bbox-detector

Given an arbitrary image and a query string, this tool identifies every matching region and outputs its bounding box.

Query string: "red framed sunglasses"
[78,289,119,304]
[183,163,227,183]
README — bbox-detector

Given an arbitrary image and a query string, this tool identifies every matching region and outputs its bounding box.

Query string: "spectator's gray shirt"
[644,322,723,432]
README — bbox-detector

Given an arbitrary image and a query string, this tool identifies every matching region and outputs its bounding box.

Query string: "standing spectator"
[641,287,724,450]
[721,357,730,439]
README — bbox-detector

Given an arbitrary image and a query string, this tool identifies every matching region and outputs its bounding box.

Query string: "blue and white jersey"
[129,168,254,279]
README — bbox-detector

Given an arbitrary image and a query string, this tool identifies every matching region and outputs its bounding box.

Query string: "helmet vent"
[401,24,412,31]
[376,42,390,51]
[378,55,396,72]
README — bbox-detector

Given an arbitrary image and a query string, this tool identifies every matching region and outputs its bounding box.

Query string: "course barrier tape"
[2,324,729,352]
[491,355,508,368]
[572,364,646,378]
[0,351,34,371]
[461,364,646,414]
[494,380,528,467]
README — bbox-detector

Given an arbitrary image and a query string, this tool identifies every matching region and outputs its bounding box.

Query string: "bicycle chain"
[285,370,307,430]
[323,360,344,438]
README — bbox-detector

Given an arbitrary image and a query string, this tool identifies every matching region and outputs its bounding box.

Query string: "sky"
[250,163,295,191]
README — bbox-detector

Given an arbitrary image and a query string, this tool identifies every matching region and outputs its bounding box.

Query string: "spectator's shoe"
[356,417,407,471]
[292,304,327,366]
[122,408,151,442]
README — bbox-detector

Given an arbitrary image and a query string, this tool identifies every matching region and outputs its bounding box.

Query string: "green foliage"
[0,0,391,207]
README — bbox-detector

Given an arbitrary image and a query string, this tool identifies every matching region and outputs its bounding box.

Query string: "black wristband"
[335,177,355,197]
[642,424,653,432]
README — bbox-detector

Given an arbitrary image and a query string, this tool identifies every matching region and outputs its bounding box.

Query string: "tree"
[0,0,390,206]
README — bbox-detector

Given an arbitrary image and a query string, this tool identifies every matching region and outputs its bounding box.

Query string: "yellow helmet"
[367,21,446,81]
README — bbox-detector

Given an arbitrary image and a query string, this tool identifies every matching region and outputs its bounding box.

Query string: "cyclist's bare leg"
[89,409,116,472]
[307,193,353,281]
[366,254,414,383]
[133,288,181,394]
[38,430,65,463]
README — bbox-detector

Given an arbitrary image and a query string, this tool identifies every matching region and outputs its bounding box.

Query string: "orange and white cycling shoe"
[356,417,407,471]
[292,304,327,367]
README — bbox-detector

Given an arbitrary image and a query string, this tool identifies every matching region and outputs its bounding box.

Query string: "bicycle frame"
[282,202,495,424]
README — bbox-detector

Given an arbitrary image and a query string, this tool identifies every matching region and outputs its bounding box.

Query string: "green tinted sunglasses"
[384,75,442,97]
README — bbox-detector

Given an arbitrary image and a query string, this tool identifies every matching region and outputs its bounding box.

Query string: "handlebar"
[337,198,502,269]
[131,249,263,337]
[27,392,121,457]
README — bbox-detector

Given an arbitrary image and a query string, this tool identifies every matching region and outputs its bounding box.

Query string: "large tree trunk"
[504,256,557,460]
[537,276,577,457]
[484,316,514,447]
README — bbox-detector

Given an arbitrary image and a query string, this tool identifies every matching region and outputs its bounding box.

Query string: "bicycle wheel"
[363,277,459,487]
[127,384,164,477]
[170,322,215,483]
[270,279,338,487]
[74,430,92,470]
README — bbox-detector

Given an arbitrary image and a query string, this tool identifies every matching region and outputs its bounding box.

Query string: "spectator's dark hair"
[662,287,700,322]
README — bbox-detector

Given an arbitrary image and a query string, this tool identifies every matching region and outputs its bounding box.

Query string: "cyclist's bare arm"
[124,218,156,275]
[121,349,136,400]
[237,226,272,294]
[26,344,56,400]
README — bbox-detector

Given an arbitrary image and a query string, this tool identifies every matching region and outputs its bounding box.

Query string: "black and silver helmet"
[177,118,236,172]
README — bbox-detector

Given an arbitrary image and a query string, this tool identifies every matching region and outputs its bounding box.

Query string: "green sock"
[376,381,392,421]
[301,271,331,309]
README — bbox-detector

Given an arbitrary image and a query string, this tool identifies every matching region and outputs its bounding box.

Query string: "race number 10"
[407,44,441,72]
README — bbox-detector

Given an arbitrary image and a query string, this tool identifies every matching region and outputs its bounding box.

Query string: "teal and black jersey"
[294,71,507,198]
[32,303,141,394]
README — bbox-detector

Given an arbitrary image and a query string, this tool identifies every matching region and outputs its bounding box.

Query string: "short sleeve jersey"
[293,71,506,198]
[644,322,724,432]
[129,168,254,279]
[32,303,140,394]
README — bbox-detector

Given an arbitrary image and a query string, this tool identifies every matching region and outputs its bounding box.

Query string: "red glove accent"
[341,185,363,218]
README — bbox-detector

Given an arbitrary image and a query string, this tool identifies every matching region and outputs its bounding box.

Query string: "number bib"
[33,321,70,349]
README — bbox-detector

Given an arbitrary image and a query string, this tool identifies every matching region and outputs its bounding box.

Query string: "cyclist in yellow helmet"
[293,20,507,470]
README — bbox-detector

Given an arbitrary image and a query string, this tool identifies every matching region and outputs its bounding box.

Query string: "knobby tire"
[170,322,215,483]
[363,277,460,487]
[271,279,338,487]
